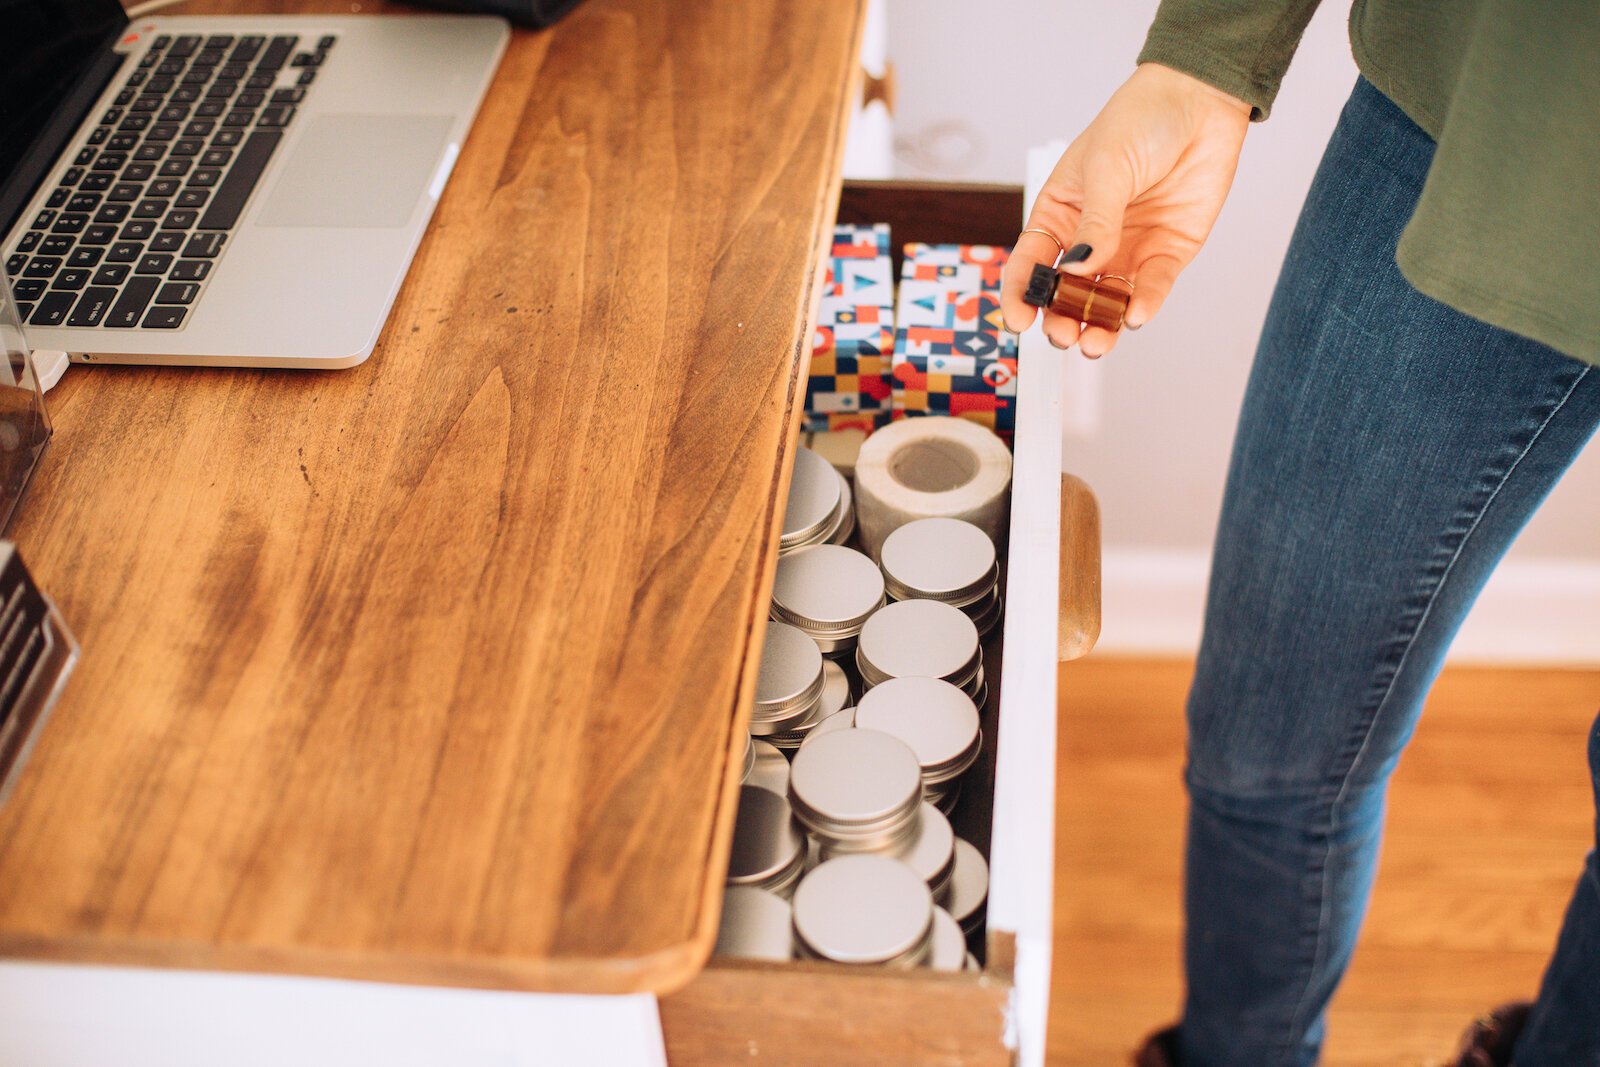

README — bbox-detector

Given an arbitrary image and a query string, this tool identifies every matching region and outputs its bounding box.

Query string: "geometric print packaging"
[805,224,896,432]
[892,243,1019,438]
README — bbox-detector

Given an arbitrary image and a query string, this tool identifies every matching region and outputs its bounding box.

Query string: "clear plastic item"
[0,272,52,531]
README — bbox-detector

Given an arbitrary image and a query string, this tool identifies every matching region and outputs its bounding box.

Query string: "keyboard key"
[29,291,76,326]
[52,213,88,235]
[95,203,131,224]
[150,232,184,253]
[91,263,130,286]
[136,253,173,274]
[162,210,199,229]
[150,177,181,198]
[258,35,297,71]
[66,192,100,212]
[15,303,34,322]
[126,70,148,87]
[212,129,243,147]
[199,148,232,168]
[67,247,104,268]
[17,232,41,253]
[100,107,124,124]
[31,209,57,228]
[156,58,185,76]
[182,69,212,85]
[172,137,204,156]
[196,100,225,118]
[86,126,109,146]
[297,69,316,87]
[142,304,188,329]
[119,114,151,132]
[107,242,142,263]
[22,257,61,278]
[115,88,135,106]
[207,80,239,99]
[82,224,117,245]
[80,173,112,192]
[175,189,208,209]
[197,130,279,230]
[269,88,304,105]
[46,188,69,208]
[194,48,225,68]
[170,259,211,281]
[145,75,174,93]
[317,35,336,50]
[172,85,201,104]
[206,34,234,49]
[159,105,190,123]
[62,166,85,186]
[182,232,225,258]
[221,62,248,80]
[236,90,264,108]
[230,36,264,63]
[290,52,321,68]
[245,73,275,90]
[188,168,222,188]
[147,123,179,142]
[105,277,159,327]
[90,154,125,171]
[159,158,192,177]
[134,145,168,164]
[184,120,215,137]
[134,199,169,219]
[51,268,90,290]
[5,254,25,275]
[223,110,253,127]
[108,131,139,151]
[74,147,96,166]
[131,95,163,113]
[121,221,156,240]
[12,278,46,301]
[257,106,294,128]
[156,281,200,304]
[67,286,118,327]
[108,182,142,202]
[153,34,171,49]
[170,35,201,58]
[123,163,156,182]
[40,235,73,255]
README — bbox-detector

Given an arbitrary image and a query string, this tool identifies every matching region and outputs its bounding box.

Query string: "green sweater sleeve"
[1137,0,1325,120]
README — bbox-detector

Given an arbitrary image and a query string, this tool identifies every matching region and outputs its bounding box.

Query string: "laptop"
[1,2,508,369]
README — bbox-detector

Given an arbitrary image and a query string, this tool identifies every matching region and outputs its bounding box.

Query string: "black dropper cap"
[1022,263,1057,309]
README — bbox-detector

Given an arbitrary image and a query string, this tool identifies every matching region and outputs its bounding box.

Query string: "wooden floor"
[1048,658,1600,1067]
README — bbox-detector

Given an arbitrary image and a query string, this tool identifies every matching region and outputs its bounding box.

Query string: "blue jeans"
[1178,78,1600,1066]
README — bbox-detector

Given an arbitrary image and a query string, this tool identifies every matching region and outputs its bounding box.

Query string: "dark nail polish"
[1062,243,1092,264]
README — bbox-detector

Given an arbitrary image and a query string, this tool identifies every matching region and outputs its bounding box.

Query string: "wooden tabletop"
[0,0,863,995]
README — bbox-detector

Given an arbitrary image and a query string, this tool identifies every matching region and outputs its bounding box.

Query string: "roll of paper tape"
[854,417,1012,560]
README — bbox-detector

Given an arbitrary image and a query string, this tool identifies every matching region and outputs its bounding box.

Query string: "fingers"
[1000,227,1067,334]
[1040,309,1082,351]
[1124,252,1182,329]
[1061,157,1133,278]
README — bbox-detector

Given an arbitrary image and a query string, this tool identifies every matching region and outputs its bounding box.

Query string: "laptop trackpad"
[256,114,454,229]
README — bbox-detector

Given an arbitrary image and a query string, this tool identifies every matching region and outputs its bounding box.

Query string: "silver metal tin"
[715,885,794,962]
[895,801,956,902]
[751,622,826,735]
[780,447,848,554]
[798,706,855,750]
[827,470,857,546]
[927,906,966,972]
[855,598,982,697]
[766,658,853,751]
[964,951,980,973]
[792,854,933,967]
[853,676,982,788]
[727,785,807,897]
[740,734,756,785]
[771,544,886,654]
[947,837,989,936]
[879,517,998,607]
[788,727,922,852]
[746,738,791,796]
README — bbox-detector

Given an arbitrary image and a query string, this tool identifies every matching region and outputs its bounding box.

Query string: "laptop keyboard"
[3,31,335,332]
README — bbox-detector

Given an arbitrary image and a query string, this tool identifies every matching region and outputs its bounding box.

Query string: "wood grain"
[1058,474,1100,662]
[0,0,864,995]
[1048,658,1599,1066]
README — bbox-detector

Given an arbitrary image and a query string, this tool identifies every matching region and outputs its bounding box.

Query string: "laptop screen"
[0,0,128,241]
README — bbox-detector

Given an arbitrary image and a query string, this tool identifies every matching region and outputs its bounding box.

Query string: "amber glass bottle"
[1022,264,1131,332]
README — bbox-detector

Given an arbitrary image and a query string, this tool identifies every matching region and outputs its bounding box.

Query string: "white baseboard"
[1098,548,1600,667]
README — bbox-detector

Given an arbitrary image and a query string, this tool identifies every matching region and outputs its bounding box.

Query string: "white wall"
[887,0,1600,664]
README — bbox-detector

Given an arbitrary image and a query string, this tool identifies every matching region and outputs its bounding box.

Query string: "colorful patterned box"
[892,243,1018,437]
[805,224,895,432]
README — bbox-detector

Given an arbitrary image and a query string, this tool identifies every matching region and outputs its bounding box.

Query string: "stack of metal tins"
[726,784,807,898]
[879,517,1002,638]
[853,676,981,814]
[764,658,852,753]
[791,854,933,968]
[788,727,923,853]
[779,447,855,555]
[770,544,885,658]
[855,598,985,705]
[716,885,793,962]
[750,622,826,738]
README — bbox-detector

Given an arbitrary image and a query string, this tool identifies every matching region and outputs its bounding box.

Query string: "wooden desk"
[0,0,864,997]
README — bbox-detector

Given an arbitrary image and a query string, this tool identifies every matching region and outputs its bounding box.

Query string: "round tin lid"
[894,801,955,891]
[827,470,856,546]
[792,854,932,965]
[880,517,997,603]
[740,733,756,785]
[854,677,981,780]
[819,657,852,718]
[746,738,791,796]
[928,906,966,972]
[715,886,793,962]
[781,448,844,549]
[798,707,855,750]
[754,622,825,714]
[771,545,885,633]
[727,785,806,887]
[947,837,990,932]
[788,728,921,830]
[856,599,980,685]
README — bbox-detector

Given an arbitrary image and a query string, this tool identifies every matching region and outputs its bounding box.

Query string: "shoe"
[1451,1002,1532,1067]
[1133,1025,1180,1066]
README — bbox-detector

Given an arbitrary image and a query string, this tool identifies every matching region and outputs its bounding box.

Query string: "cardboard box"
[805,224,895,432]
[892,243,1018,437]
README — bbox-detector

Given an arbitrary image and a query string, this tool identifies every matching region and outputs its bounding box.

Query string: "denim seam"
[1273,363,1594,1062]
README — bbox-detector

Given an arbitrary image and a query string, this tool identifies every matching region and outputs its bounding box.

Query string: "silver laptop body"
[5,13,508,369]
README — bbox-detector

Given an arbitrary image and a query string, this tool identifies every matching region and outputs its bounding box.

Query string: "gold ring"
[1097,272,1134,292]
[1018,227,1065,258]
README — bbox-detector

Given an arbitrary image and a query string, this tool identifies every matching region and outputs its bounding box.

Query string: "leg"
[1513,714,1600,1066]
[1177,78,1600,1066]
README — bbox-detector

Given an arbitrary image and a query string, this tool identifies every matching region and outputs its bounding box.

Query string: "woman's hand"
[1001,63,1251,358]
